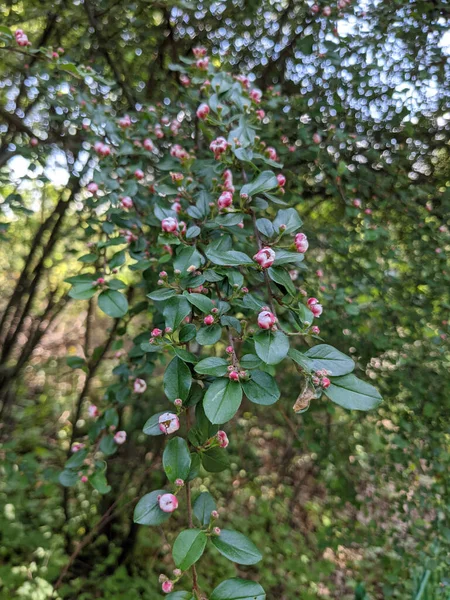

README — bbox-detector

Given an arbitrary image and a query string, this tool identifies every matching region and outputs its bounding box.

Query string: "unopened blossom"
[250,88,262,103]
[322,377,331,388]
[307,297,323,317]
[211,510,219,518]
[193,46,207,58]
[143,138,155,151]
[151,328,163,338]
[229,371,239,381]
[323,5,332,16]
[196,103,210,119]
[87,182,98,194]
[159,493,178,513]
[257,310,277,330]
[313,133,322,144]
[93,141,111,157]
[121,196,133,209]
[253,247,275,268]
[162,581,173,593]
[213,527,221,535]
[295,232,309,253]
[170,144,189,160]
[170,171,184,183]
[175,478,184,486]
[196,57,209,70]
[80,475,88,483]
[71,442,85,453]
[217,430,229,448]
[134,378,147,394]
[158,412,180,435]
[134,169,144,180]
[118,114,131,128]
[256,109,265,120]
[204,315,215,326]
[210,136,228,159]
[353,198,362,208]
[218,191,233,209]
[15,29,31,46]
[88,404,99,418]
[114,430,127,445]
[236,74,250,89]
[161,217,178,233]
[277,174,286,187]
[311,325,321,335]
[266,147,278,161]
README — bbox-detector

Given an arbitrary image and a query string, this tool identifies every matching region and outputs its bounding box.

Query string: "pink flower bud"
[266,147,278,161]
[143,138,155,152]
[87,182,98,194]
[95,277,105,286]
[311,325,320,334]
[323,5,332,16]
[226,346,233,354]
[81,475,88,483]
[321,377,331,389]
[196,57,209,70]
[295,232,309,253]
[213,527,221,535]
[134,169,144,180]
[162,581,174,593]
[161,217,178,233]
[173,568,182,577]
[313,133,322,144]
[250,88,262,103]
[204,315,215,326]
[257,310,277,330]
[165,327,172,334]
[277,174,286,187]
[121,196,133,209]
[174,399,183,407]
[218,190,233,209]
[159,493,178,513]
[229,371,239,381]
[159,271,168,278]
[196,103,210,120]
[211,510,219,519]
[307,298,323,318]
[134,378,147,394]
[151,328,163,338]
[253,247,276,268]
[217,430,229,448]
[256,109,265,120]
[175,478,184,486]
[158,412,180,435]
[353,198,362,208]
[88,404,99,418]
[114,430,127,445]
[71,442,85,453]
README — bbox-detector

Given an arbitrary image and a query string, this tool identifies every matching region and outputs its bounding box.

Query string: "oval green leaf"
[163,437,192,483]
[203,378,243,424]
[172,529,207,570]
[325,374,382,411]
[211,578,266,600]
[242,370,280,405]
[211,529,262,565]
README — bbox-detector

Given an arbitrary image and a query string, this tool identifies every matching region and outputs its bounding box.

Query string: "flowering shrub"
[6,37,384,596]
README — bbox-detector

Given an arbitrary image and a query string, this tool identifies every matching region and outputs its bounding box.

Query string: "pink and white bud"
[250,88,262,103]
[266,147,278,161]
[158,412,180,435]
[143,138,155,152]
[114,430,127,445]
[87,182,98,194]
[311,325,320,334]
[256,109,265,120]
[159,493,178,513]
[162,581,174,593]
[323,5,332,16]
[218,191,233,209]
[196,103,210,120]
[295,232,309,253]
[161,217,178,233]
[321,377,331,389]
[353,198,362,208]
[121,196,133,209]
[229,371,239,381]
[88,404,99,418]
[196,57,209,70]
[213,527,221,535]
[211,510,219,519]
[134,378,147,394]
[204,315,215,326]
[80,475,88,483]
[257,310,277,330]
[277,174,286,187]
[253,247,276,268]
[226,346,233,354]
[217,430,229,448]
[151,328,163,338]
[134,169,144,180]
[170,171,184,183]
[210,136,229,159]
[71,442,85,453]
[193,46,207,58]
[175,478,184,486]
[174,399,183,407]
[307,297,323,318]
[118,114,131,128]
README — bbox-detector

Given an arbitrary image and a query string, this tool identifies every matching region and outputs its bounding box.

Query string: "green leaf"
[240,354,263,370]
[196,324,222,346]
[163,437,192,483]
[78,253,98,264]
[166,593,195,600]
[273,208,303,234]
[133,490,171,526]
[89,471,111,494]
[164,357,192,401]
[99,434,117,456]
[66,356,86,369]
[59,469,79,487]
[195,357,229,377]
[98,289,128,318]
[325,374,382,411]
[201,447,230,472]
[268,267,296,296]
[172,529,207,570]
[205,248,253,267]
[240,170,278,198]
[254,330,289,365]
[273,249,305,266]
[288,348,313,373]
[242,371,280,405]
[179,323,197,343]
[193,491,216,526]
[173,347,198,363]
[228,116,255,148]
[203,379,242,424]
[174,246,203,272]
[304,344,355,376]
[163,297,192,330]
[211,578,266,600]
[147,288,177,301]
[65,449,88,469]
[185,292,215,313]
[211,530,262,565]
[143,411,167,436]
[69,282,97,300]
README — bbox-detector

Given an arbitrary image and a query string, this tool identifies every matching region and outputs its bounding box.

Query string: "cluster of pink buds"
[88,404,99,418]
[196,57,209,70]
[312,369,331,389]
[143,138,155,152]
[93,141,111,157]
[235,74,250,89]
[151,327,163,338]
[307,297,323,317]
[253,247,275,268]
[158,493,178,513]
[222,169,235,193]
[210,136,229,159]
[114,430,127,444]
[250,88,262,103]
[170,171,184,183]
[161,217,178,233]
[295,232,309,253]
[257,309,277,330]
[15,29,31,47]
[217,430,229,448]
[71,442,85,453]
[86,182,98,194]
[122,229,137,244]
[162,581,174,594]
[134,378,147,394]
[121,196,133,209]
[337,0,352,10]
[266,147,278,161]
[170,144,189,160]
[118,114,131,128]
[196,103,210,120]
[158,412,180,435]
[193,46,207,58]
[217,190,233,210]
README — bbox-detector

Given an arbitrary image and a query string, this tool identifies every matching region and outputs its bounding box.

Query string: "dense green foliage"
[1,0,449,599]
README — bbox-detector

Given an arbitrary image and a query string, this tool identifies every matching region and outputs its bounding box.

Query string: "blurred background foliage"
[1,0,450,598]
